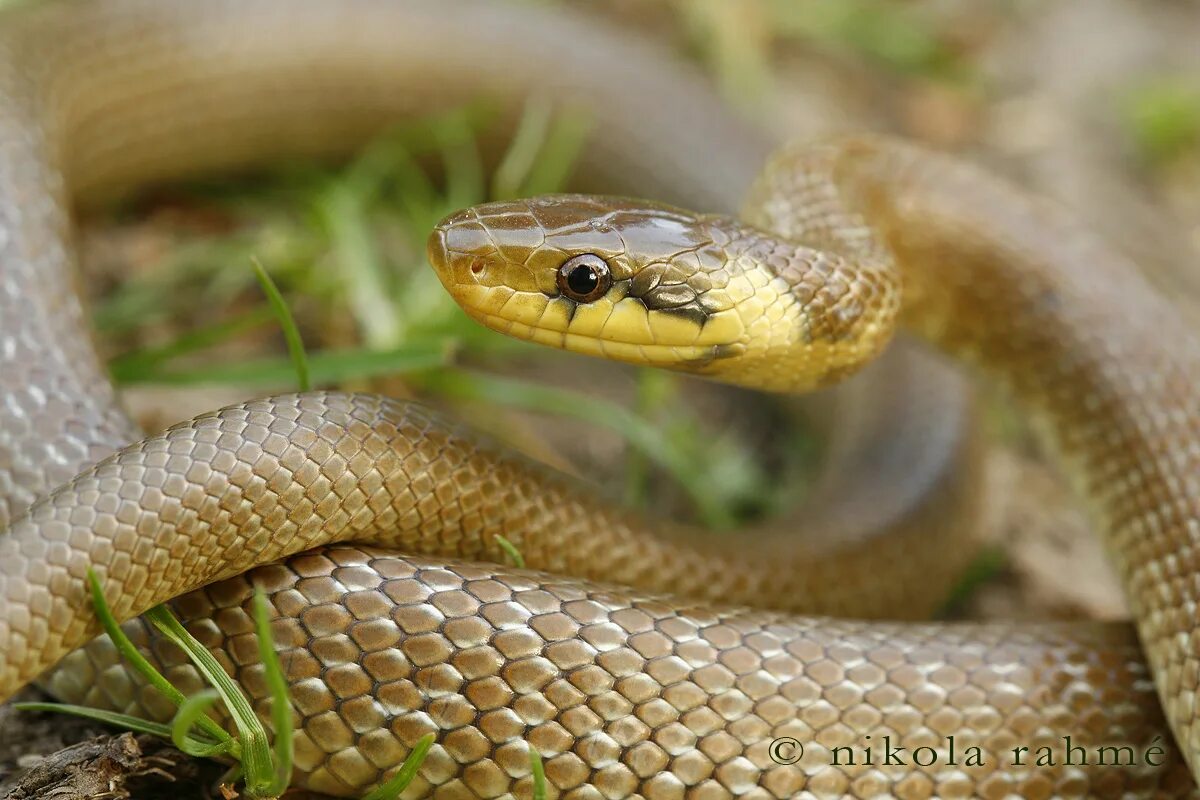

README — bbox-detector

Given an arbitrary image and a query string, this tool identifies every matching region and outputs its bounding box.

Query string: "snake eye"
[557,254,612,303]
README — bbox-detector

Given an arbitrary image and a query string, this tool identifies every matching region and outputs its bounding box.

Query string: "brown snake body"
[1,1,1198,798]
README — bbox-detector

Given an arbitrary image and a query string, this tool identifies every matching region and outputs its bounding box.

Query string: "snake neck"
[748,133,1200,770]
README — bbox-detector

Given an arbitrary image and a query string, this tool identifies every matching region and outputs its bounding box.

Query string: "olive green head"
[428,194,897,391]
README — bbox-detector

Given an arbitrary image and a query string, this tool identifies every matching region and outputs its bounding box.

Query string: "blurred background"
[79,0,1200,622]
[76,0,1200,618]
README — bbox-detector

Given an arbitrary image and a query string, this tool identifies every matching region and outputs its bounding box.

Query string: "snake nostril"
[469,258,486,277]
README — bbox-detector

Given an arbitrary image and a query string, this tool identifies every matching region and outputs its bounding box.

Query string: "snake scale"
[1,1,1199,798]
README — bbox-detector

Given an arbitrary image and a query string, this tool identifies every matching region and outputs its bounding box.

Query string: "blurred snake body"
[1,1,1199,798]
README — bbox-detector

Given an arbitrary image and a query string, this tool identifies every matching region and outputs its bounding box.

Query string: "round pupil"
[567,264,599,296]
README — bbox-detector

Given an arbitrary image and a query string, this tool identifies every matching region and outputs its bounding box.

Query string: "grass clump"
[17,572,299,798]
[16,570,439,799]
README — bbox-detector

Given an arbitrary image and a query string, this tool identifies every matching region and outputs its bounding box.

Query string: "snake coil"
[1,1,1199,798]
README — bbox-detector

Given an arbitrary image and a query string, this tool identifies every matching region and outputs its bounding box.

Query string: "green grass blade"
[109,307,275,383]
[530,747,547,800]
[93,234,287,335]
[343,128,431,204]
[84,569,234,749]
[361,732,436,800]
[144,605,274,796]
[493,535,525,569]
[370,139,439,227]
[85,572,186,708]
[13,703,184,742]
[319,185,402,349]
[491,98,553,200]
[520,110,592,196]
[436,112,485,210]
[252,257,311,392]
[172,691,230,758]
[252,590,294,796]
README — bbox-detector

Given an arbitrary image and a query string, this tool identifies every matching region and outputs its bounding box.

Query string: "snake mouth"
[440,262,748,348]
[467,306,744,368]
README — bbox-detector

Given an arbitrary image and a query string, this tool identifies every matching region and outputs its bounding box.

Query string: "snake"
[0,0,1198,797]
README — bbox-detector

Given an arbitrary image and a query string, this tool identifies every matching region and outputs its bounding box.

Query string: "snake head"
[428,194,897,391]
